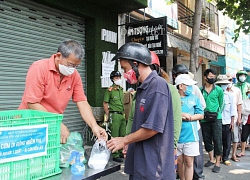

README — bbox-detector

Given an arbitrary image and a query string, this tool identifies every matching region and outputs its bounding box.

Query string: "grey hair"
[57,39,85,60]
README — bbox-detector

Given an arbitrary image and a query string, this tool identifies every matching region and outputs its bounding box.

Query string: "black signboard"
[125,17,167,56]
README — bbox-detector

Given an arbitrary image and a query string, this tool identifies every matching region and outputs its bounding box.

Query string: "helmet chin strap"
[129,61,140,79]
[153,64,161,75]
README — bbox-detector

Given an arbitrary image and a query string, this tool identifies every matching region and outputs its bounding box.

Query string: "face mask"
[123,69,138,84]
[239,76,246,82]
[248,94,250,99]
[184,85,193,96]
[59,64,75,76]
[227,83,233,89]
[206,78,215,84]
[114,79,122,86]
[220,84,228,91]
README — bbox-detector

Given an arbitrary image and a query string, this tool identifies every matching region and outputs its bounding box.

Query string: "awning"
[167,34,218,62]
[83,0,148,14]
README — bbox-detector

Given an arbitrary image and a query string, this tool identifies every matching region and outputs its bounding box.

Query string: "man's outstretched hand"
[107,137,126,153]
[92,125,108,141]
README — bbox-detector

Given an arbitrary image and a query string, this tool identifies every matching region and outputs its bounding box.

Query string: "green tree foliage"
[164,0,175,4]
[215,0,250,42]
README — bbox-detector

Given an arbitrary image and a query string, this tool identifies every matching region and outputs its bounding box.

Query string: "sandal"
[236,153,245,157]
[230,157,240,162]
[237,144,241,150]
[223,160,231,166]
[204,160,215,167]
[212,165,220,173]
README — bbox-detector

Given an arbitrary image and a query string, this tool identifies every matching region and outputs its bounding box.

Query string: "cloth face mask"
[123,69,138,84]
[59,64,75,76]
[114,79,122,86]
[184,85,193,96]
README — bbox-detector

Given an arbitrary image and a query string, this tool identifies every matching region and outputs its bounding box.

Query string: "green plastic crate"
[0,110,63,180]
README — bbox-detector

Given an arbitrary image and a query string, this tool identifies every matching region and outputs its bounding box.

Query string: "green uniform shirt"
[200,85,224,122]
[235,82,250,100]
[126,92,136,136]
[168,83,182,149]
[103,84,124,112]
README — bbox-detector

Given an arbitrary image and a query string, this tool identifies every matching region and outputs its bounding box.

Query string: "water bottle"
[67,150,78,165]
[71,152,85,176]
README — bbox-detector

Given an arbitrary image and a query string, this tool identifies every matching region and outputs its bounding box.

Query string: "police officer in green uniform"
[103,71,126,162]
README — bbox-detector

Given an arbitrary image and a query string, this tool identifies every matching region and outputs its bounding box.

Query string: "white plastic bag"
[88,139,111,170]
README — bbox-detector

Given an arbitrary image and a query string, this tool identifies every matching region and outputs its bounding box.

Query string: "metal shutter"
[0,0,87,133]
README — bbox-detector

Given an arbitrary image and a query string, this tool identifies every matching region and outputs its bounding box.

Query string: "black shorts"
[241,124,250,142]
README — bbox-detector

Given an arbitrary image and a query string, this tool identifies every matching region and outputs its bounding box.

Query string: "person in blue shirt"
[175,74,204,180]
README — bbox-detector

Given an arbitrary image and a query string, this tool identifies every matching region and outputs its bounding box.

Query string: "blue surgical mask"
[220,84,228,91]
[184,85,193,96]
[248,94,250,99]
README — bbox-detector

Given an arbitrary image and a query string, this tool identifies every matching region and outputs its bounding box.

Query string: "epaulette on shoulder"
[108,86,113,92]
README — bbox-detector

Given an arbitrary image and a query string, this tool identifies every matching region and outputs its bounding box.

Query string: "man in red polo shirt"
[19,39,107,143]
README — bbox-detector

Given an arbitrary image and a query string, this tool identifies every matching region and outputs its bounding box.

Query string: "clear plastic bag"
[88,139,111,170]
[60,132,87,167]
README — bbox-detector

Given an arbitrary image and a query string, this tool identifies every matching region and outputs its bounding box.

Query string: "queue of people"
[18,39,250,180]
[106,42,250,180]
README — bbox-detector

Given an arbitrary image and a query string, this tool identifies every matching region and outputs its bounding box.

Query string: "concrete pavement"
[202,147,250,180]
[98,147,250,180]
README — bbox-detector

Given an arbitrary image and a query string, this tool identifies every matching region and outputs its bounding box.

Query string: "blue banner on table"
[0,124,48,163]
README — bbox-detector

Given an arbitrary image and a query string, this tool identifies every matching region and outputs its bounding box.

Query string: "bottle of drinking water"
[71,152,85,176]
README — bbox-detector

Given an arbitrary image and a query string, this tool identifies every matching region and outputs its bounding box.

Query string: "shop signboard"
[125,17,167,56]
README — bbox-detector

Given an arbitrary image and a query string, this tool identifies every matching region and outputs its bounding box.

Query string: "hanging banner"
[0,124,48,163]
[101,51,116,88]
[125,17,167,56]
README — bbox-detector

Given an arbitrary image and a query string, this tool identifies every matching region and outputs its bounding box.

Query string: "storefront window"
[201,3,219,35]
[210,65,221,75]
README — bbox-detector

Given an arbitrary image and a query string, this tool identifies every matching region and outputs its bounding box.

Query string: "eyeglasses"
[62,58,80,68]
